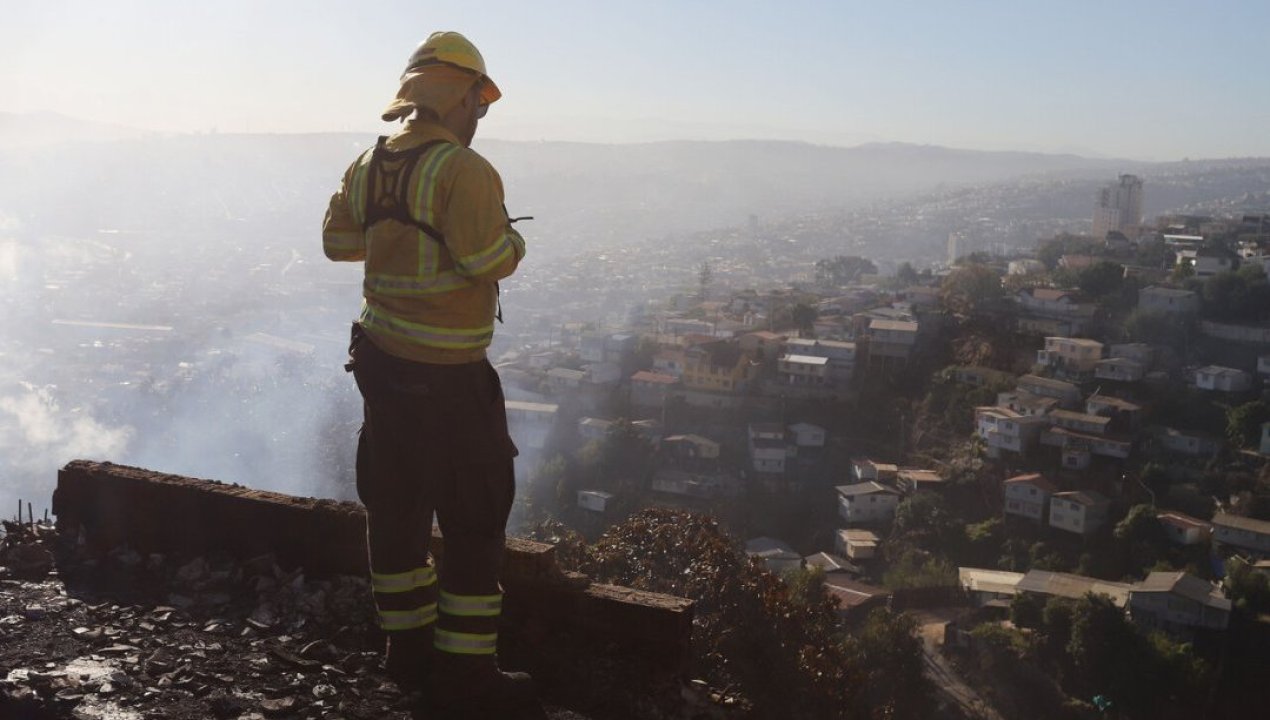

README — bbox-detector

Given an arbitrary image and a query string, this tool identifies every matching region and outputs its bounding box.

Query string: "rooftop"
[1212,513,1270,535]
[834,481,901,497]
[1016,570,1132,607]
[1134,572,1231,611]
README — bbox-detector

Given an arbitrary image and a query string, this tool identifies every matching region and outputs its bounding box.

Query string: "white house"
[1157,427,1220,457]
[1195,365,1252,393]
[958,567,1025,607]
[783,338,857,385]
[835,528,881,561]
[896,468,944,494]
[866,319,919,362]
[776,354,830,386]
[1036,336,1103,378]
[748,423,787,475]
[1129,572,1231,635]
[850,458,898,483]
[578,417,614,442]
[1094,357,1145,382]
[1049,491,1112,536]
[788,422,826,448]
[504,400,558,450]
[546,367,585,392]
[1138,286,1198,315]
[1156,512,1212,546]
[744,536,803,575]
[1107,342,1154,367]
[975,407,1048,457]
[1212,513,1270,556]
[577,490,614,513]
[1003,473,1057,522]
[1016,375,1082,408]
[835,482,902,525]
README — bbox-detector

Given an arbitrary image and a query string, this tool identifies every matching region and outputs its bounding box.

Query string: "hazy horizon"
[5,1,1270,161]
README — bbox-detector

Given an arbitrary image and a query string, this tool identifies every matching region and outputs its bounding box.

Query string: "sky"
[3,0,1269,160]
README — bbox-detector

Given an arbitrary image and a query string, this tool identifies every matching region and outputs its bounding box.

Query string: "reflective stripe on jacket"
[323,121,525,364]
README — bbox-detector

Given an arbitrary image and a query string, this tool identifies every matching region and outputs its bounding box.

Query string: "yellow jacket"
[323,121,525,364]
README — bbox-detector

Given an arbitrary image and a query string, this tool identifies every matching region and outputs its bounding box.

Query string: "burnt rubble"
[1,463,731,720]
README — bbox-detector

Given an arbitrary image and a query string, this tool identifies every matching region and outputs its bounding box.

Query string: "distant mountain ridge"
[1,115,1267,253]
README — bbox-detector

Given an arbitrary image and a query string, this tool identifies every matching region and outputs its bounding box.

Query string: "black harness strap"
[361,136,449,244]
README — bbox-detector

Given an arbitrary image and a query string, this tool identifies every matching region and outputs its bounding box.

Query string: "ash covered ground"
[0,519,699,720]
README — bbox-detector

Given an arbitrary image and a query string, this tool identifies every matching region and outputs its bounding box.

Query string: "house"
[546,367,585,392]
[958,567,1024,607]
[1016,375,1082,408]
[682,340,759,393]
[1015,288,1095,335]
[578,331,608,362]
[1094,357,1145,382]
[835,481,902,525]
[823,578,891,622]
[1156,426,1220,457]
[1015,569,1132,608]
[652,349,685,378]
[1193,247,1237,277]
[998,390,1059,417]
[1107,342,1155,367]
[1138,286,1198,315]
[1212,513,1270,556]
[787,422,826,448]
[897,468,945,494]
[1044,427,1133,466]
[865,319,919,362]
[789,338,858,382]
[504,400,558,450]
[850,458,898,483]
[1049,491,1112,536]
[1086,394,1143,432]
[1195,365,1252,393]
[577,490,614,513]
[1128,571,1231,635]
[835,528,882,561]
[1261,421,1270,456]
[1047,409,1112,436]
[776,354,830,386]
[975,406,1048,457]
[578,416,614,442]
[1156,511,1212,546]
[803,551,861,578]
[603,333,638,365]
[1003,473,1057,522]
[650,469,739,499]
[663,434,722,462]
[951,366,1013,388]
[629,370,677,407]
[1036,337,1104,379]
[733,331,783,364]
[1258,354,1270,385]
[747,423,787,475]
[744,537,802,575]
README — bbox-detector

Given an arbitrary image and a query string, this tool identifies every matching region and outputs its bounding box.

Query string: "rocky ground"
[0,520,715,720]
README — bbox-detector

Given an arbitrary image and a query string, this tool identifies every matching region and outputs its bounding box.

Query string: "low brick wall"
[54,460,694,674]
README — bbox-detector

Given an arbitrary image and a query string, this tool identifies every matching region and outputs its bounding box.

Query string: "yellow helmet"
[402,31,501,105]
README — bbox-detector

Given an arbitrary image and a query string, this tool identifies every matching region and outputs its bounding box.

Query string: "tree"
[896,262,920,285]
[845,609,935,719]
[1010,592,1044,629]
[814,255,876,287]
[790,303,818,335]
[1226,400,1269,448]
[940,264,1002,315]
[1076,260,1125,297]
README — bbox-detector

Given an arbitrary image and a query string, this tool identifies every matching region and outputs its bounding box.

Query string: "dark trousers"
[349,325,517,646]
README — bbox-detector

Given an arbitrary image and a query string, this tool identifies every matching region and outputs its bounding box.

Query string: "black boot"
[385,628,433,692]
[425,654,538,716]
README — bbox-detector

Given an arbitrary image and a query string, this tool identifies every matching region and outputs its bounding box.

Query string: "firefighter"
[322,31,534,714]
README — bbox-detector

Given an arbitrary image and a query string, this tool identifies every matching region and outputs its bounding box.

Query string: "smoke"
[0,383,134,473]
